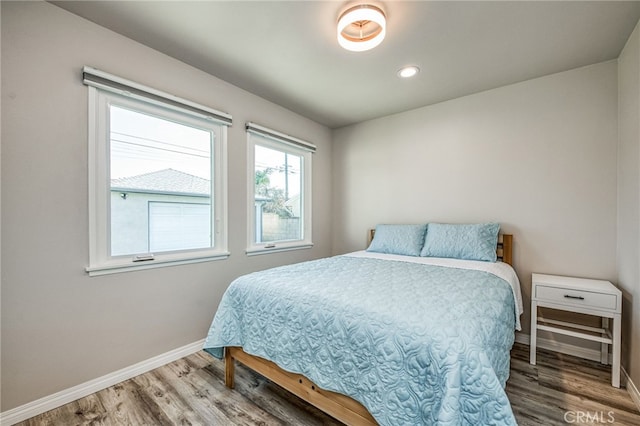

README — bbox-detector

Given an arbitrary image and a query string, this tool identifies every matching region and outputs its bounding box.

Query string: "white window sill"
[86,252,230,276]
[246,243,313,256]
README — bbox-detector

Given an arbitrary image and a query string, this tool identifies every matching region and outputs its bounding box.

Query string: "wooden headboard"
[497,234,513,266]
[367,229,513,266]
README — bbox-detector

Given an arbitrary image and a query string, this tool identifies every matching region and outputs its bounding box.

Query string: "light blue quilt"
[204,254,518,425]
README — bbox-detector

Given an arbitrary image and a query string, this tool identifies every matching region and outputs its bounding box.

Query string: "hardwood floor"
[508,344,640,425]
[17,343,640,425]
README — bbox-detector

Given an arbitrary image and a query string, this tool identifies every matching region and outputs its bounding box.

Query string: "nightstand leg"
[530,301,537,365]
[600,317,609,365]
[612,314,621,388]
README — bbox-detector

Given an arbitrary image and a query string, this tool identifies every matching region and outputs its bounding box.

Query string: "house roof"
[111,168,210,197]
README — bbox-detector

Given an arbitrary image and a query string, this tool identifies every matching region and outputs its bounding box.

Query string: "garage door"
[149,202,211,252]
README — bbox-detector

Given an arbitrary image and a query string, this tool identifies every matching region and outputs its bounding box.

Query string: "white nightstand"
[529,273,622,388]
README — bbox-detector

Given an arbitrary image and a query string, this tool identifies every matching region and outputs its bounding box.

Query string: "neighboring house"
[111,169,299,251]
[110,168,211,255]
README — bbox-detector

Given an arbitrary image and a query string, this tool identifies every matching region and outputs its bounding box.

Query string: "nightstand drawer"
[535,285,617,310]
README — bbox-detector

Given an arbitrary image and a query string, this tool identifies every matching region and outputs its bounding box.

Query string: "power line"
[112,131,210,154]
[111,138,210,159]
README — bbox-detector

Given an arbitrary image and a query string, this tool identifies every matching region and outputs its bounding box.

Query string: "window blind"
[246,122,316,153]
[82,66,232,126]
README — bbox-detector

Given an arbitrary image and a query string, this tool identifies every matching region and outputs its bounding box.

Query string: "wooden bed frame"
[224,233,514,425]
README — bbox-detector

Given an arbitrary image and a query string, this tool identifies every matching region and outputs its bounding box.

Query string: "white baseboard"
[0,339,205,426]
[515,332,608,363]
[623,366,640,411]
[516,332,640,412]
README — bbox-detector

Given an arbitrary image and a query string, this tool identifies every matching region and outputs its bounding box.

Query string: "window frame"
[86,82,229,276]
[246,125,313,255]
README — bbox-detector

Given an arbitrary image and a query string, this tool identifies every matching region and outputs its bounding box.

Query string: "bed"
[204,223,523,425]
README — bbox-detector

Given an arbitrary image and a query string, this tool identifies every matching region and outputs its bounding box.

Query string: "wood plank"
[15,343,640,426]
[199,349,341,424]
[19,399,80,426]
[197,352,341,425]
[148,364,239,425]
[508,343,640,425]
[225,347,235,388]
[94,379,168,425]
[163,354,286,425]
[501,233,513,265]
[131,370,206,425]
[508,375,640,425]
[229,347,377,425]
[70,393,111,425]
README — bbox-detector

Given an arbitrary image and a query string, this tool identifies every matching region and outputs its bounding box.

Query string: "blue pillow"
[420,223,500,262]
[367,224,427,257]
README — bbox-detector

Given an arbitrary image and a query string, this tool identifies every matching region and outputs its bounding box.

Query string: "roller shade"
[246,122,316,153]
[83,66,232,126]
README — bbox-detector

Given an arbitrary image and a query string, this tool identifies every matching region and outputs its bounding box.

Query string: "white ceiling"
[51,1,640,129]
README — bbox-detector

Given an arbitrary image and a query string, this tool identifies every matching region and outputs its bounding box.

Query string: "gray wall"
[1,1,332,411]
[332,61,619,347]
[618,20,640,390]
[3,0,639,415]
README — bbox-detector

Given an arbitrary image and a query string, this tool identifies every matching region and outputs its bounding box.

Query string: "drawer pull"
[564,294,585,300]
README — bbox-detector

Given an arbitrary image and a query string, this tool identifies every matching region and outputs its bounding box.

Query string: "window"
[84,67,230,275]
[246,123,314,254]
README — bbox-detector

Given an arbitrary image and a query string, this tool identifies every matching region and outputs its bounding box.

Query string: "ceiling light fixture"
[397,65,420,78]
[337,4,386,52]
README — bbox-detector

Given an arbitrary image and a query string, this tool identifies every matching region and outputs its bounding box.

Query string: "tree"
[255,168,293,218]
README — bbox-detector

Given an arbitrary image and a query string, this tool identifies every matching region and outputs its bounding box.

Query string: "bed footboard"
[225,347,377,425]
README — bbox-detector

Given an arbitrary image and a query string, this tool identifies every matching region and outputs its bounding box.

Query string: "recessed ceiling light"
[397,66,420,78]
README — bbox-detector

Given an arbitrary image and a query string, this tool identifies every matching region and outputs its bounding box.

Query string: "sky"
[110,105,212,180]
[110,105,301,198]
